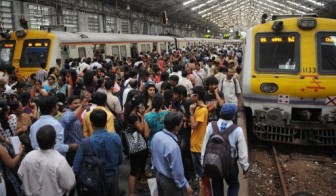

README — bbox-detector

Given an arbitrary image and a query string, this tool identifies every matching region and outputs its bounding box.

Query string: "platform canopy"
[110,0,336,32]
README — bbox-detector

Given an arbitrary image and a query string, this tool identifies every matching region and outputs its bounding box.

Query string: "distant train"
[0,29,240,80]
[242,14,336,146]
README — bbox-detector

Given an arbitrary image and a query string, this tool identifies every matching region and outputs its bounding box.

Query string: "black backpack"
[203,121,238,180]
[76,138,107,196]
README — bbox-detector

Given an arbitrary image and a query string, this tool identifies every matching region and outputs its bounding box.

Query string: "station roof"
[109,0,336,32]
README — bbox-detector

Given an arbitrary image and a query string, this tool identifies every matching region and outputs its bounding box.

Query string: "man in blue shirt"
[61,95,89,166]
[73,109,123,196]
[151,112,193,196]
[30,96,78,155]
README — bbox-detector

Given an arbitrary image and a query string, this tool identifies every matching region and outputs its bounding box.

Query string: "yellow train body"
[242,16,336,146]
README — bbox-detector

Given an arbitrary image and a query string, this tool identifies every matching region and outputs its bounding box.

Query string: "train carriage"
[242,15,336,146]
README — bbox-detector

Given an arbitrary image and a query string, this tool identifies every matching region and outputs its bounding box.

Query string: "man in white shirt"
[89,58,102,70]
[18,125,75,196]
[193,62,206,87]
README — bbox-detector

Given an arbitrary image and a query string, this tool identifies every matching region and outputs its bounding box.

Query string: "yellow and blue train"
[242,15,336,146]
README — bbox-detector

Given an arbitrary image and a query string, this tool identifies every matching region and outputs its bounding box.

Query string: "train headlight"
[272,21,283,32]
[297,18,316,30]
[260,83,278,93]
[16,30,26,38]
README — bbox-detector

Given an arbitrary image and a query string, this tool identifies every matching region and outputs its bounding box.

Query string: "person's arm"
[58,158,76,191]
[236,127,249,177]
[0,144,24,168]
[54,124,71,153]
[215,89,225,106]
[201,123,212,165]
[40,89,48,96]
[189,104,200,130]
[72,142,84,176]
[169,146,190,190]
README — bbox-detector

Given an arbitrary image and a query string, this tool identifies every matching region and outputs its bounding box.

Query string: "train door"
[153,42,158,53]
[131,43,138,58]
[120,45,127,59]
[112,45,120,59]
[61,45,70,62]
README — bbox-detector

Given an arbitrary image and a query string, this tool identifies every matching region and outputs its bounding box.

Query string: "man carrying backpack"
[73,109,123,196]
[201,103,249,196]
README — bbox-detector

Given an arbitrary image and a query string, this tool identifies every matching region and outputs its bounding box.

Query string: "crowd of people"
[0,43,249,196]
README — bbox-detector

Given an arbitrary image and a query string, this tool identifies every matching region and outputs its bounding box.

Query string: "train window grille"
[28,4,52,29]
[87,14,99,33]
[105,16,115,33]
[63,10,79,32]
[0,1,13,29]
[316,32,336,74]
[255,33,300,74]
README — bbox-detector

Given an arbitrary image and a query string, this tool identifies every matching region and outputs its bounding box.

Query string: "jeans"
[191,152,203,178]
[211,161,240,196]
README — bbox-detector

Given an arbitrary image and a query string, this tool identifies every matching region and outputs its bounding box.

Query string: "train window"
[78,47,86,58]
[112,46,119,57]
[20,39,50,68]
[141,44,146,52]
[120,45,127,58]
[146,44,150,52]
[0,40,15,66]
[316,32,336,74]
[160,43,165,53]
[255,33,300,73]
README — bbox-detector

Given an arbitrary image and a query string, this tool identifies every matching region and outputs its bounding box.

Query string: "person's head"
[226,67,235,79]
[164,112,183,133]
[8,74,18,84]
[152,93,164,112]
[191,86,205,103]
[37,125,56,150]
[0,101,9,120]
[160,71,169,82]
[56,58,62,66]
[40,62,46,69]
[140,69,150,82]
[173,85,187,101]
[160,81,171,94]
[144,84,157,98]
[57,75,67,86]
[8,100,23,115]
[129,79,138,89]
[39,96,58,116]
[47,75,56,85]
[236,66,242,74]
[92,92,107,106]
[48,67,57,76]
[219,103,237,120]
[195,61,201,71]
[206,76,219,91]
[104,79,114,91]
[67,95,80,111]
[168,75,179,87]
[90,109,107,129]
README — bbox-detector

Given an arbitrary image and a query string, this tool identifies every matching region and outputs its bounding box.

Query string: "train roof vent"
[272,13,318,20]
[80,34,88,38]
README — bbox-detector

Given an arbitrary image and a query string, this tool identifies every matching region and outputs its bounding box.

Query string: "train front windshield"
[20,39,50,68]
[317,33,336,74]
[0,41,15,66]
[255,33,300,73]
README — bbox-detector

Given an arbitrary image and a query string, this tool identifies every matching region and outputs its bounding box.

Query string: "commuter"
[123,94,149,196]
[19,125,75,196]
[178,71,193,97]
[83,92,115,137]
[29,96,78,155]
[218,67,242,124]
[35,62,48,83]
[73,109,123,196]
[193,62,206,87]
[141,83,158,113]
[151,112,193,196]
[204,76,224,122]
[189,86,208,189]
[201,104,249,196]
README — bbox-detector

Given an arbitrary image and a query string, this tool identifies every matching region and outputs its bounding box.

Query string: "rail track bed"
[248,140,336,196]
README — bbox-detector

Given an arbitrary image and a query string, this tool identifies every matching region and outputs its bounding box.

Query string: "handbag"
[122,128,147,155]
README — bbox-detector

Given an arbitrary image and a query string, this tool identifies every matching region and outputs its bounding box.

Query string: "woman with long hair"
[123,92,149,196]
[141,83,158,113]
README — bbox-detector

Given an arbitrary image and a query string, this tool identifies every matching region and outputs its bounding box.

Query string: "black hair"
[169,75,179,84]
[8,100,20,113]
[140,69,150,78]
[39,96,58,115]
[104,79,114,91]
[181,70,188,77]
[56,93,66,104]
[90,109,107,128]
[206,76,219,87]
[161,81,171,91]
[20,92,31,106]
[40,62,46,69]
[173,85,187,97]
[0,101,9,130]
[152,93,164,112]
[172,65,179,72]
[164,112,183,131]
[191,86,206,101]
[37,125,56,150]
[96,78,105,89]
[163,90,173,108]
[160,71,169,81]
[67,95,80,105]
[123,93,143,125]
[48,67,56,76]
[92,92,107,106]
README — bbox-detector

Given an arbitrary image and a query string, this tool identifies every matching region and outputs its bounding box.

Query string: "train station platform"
[119,111,249,196]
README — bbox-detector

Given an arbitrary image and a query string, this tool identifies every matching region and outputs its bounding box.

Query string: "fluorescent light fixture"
[183,0,196,6]
[305,0,324,7]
